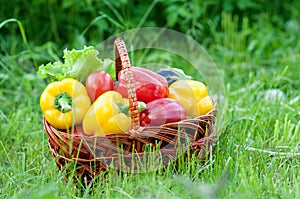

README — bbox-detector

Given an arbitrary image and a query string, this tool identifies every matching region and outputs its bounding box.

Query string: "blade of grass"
[98,12,125,29]
[0,18,37,68]
[103,0,125,25]
[80,15,106,36]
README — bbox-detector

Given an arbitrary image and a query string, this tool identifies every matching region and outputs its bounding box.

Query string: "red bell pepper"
[140,98,186,127]
[115,67,169,103]
[85,70,114,102]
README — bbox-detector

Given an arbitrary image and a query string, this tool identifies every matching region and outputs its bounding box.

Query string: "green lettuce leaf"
[102,58,115,80]
[37,46,115,82]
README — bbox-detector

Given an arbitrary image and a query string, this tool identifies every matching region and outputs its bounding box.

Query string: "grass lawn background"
[0,1,299,198]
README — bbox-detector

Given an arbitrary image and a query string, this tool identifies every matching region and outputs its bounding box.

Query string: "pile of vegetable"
[38,46,214,136]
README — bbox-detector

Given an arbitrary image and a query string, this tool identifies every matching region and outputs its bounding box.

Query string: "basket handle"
[114,38,140,130]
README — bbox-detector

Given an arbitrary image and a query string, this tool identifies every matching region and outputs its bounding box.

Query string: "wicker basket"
[43,38,217,184]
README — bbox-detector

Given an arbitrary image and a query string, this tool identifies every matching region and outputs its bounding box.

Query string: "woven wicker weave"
[43,38,217,184]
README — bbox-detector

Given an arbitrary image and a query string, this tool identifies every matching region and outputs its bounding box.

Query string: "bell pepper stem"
[58,98,72,112]
[118,101,147,116]
[137,102,146,112]
[55,92,72,113]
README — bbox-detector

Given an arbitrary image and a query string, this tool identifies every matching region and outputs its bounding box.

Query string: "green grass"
[1,2,300,199]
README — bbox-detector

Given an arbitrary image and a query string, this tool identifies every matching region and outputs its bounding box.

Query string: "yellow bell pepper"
[82,91,132,136]
[168,80,213,117]
[40,78,91,130]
